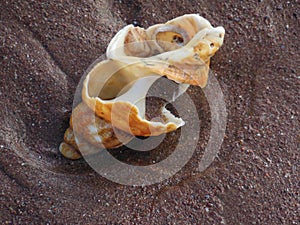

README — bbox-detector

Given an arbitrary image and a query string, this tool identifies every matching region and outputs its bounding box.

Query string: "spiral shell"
[59,14,225,159]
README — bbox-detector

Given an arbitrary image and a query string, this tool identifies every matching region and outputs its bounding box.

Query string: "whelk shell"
[59,14,225,159]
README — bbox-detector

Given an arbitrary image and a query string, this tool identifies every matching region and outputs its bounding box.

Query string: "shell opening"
[82,60,185,136]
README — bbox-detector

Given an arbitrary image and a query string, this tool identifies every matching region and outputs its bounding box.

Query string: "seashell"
[59,14,225,159]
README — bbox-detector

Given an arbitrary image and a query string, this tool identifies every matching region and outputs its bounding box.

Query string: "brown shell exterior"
[71,103,132,149]
[59,142,82,160]
[59,128,82,159]
[82,94,178,137]
[59,103,134,159]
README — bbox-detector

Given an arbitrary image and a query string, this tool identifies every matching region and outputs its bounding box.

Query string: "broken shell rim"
[81,59,185,136]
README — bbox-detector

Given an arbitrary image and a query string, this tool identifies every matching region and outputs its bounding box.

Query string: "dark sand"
[1,0,299,224]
